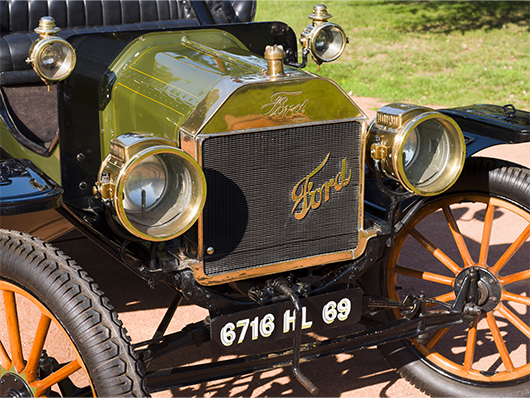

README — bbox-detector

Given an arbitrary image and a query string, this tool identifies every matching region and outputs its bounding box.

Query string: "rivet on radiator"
[207,247,215,255]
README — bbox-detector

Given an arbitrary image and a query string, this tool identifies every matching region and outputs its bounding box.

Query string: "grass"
[255,1,530,109]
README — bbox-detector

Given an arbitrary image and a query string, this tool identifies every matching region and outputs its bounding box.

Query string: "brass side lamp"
[26,17,76,89]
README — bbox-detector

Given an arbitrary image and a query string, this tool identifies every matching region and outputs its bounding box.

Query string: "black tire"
[0,229,149,397]
[378,157,530,397]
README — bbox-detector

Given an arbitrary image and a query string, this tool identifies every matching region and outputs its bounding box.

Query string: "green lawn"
[255,1,530,109]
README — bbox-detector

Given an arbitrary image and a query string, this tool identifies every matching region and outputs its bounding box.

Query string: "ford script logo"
[291,154,351,220]
[260,91,308,118]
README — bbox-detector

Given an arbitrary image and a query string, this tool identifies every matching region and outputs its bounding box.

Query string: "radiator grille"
[201,121,362,276]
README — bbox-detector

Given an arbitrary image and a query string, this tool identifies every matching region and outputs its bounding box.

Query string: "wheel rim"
[387,194,530,384]
[0,281,95,397]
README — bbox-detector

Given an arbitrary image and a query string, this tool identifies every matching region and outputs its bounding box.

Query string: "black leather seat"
[0,0,256,83]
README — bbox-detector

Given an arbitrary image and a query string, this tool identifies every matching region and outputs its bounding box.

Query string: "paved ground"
[3,96,530,397]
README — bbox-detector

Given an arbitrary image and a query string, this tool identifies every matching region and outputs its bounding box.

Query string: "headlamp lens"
[368,105,465,196]
[402,129,419,168]
[123,153,194,229]
[402,120,451,188]
[123,155,168,213]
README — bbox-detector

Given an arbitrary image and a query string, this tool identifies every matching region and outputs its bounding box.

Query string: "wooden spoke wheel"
[0,230,147,397]
[380,158,530,397]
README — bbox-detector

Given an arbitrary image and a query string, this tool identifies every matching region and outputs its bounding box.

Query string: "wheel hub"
[454,267,502,312]
[0,373,33,398]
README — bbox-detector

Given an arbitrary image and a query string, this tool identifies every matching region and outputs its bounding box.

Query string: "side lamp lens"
[311,23,346,63]
[301,4,347,65]
[33,38,76,82]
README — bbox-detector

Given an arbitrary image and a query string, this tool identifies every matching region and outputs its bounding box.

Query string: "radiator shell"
[200,121,361,276]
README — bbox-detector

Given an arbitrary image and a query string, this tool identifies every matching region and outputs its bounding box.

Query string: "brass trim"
[193,118,367,140]
[192,249,352,286]
[177,73,369,285]
[367,103,466,196]
[264,45,286,77]
[359,120,369,232]
[181,117,373,286]
[95,133,207,241]
[391,112,465,196]
[181,76,367,138]
[189,227,379,286]
[27,17,76,86]
[308,4,333,22]
[291,153,352,221]
[353,228,379,258]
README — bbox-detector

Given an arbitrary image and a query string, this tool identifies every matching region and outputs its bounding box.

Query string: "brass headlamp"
[94,134,207,241]
[26,17,76,87]
[367,103,466,196]
[300,4,347,64]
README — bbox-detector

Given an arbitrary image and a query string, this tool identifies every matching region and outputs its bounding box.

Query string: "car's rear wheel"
[380,157,530,396]
[0,229,148,397]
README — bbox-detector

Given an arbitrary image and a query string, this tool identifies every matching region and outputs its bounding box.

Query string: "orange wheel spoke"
[499,269,530,286]
[426,327,450,350]
[497,303,530,339]
[502,291,530,307]
[478,204,496,267]
[433,291,456,303]
[485,312,514,372]
[443,206,475,267]
[3,291,24,372]
[395,265,454,286]
[0,341,11,371]
[32,359,81,396]
[409,228,462,274]
[464,318,479,371]
[490,224,530,275]
[25,314,52,382]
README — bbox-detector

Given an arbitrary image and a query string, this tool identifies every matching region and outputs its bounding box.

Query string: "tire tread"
[0,229,149,397]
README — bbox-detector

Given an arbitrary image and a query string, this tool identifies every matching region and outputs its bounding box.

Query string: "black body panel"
[0,158,62,215]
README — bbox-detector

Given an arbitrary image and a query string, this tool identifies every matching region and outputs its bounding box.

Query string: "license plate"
[210,288,362,355]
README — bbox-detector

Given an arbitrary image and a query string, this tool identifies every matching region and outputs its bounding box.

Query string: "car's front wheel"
[0,229,148,397]
[380,157,530,397]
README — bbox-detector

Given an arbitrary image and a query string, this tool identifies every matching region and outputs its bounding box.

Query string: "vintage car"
[1,1,529,397]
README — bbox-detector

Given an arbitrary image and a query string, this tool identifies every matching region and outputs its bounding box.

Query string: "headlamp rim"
[113,145,206,241]
[391,112,466,196]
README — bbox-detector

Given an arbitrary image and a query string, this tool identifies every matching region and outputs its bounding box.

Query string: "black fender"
[440,104,530,157]
[0,158,62,216]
